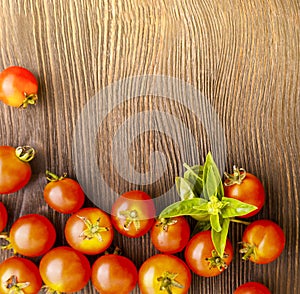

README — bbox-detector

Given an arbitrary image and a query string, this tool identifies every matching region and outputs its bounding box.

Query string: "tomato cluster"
[0,66,286,293]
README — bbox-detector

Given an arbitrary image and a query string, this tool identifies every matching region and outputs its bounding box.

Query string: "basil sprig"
[160,152,257,257]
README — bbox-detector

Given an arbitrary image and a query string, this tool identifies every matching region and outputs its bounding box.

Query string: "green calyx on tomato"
[160,152,257,257]
[15,146,35,163]
[0,232,14,252]
[77,215,110,242]
[157,272,183,294]
[20,92,38,108]
[45,170,67,182]
[206,250,229,272]
[239,242,256,261]
[4,275,30,294]
[119,209,141,231]
[224,166,246,185]
[155,218,178,232]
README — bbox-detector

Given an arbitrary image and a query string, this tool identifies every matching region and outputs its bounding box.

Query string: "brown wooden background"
[0,0,299,293]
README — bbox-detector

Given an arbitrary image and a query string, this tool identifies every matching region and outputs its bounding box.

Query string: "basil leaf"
[203,152,224,200]
[175,177,196,200]
[192,221,211,236]
[221,197,257,218]
[183,164,204,196]
[211,217,230,257]
[210,214,222,232]
[159,198,208,219]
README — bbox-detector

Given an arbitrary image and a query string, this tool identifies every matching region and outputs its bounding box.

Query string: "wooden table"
[0,1,299,293]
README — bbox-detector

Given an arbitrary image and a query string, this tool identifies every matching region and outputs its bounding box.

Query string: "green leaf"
[202,152,224,200]
[175,177,196,200]
[183,164,204,196]
[159,198,209,219]
[192,221,211,236]
[211,217,230,257]
[210,214,222,232]
[221,197,257,218]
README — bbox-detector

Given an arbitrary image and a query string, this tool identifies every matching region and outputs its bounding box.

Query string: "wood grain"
[0,0,299,293]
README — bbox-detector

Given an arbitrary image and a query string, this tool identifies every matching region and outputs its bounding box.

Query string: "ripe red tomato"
[184,230,233,277]
[224,166,265,218]
[43,171,85,214]
[138,254,191,294]
[0,146,35,194]
[0,66,38,108]
[65,207,114,255]
[0,256,42,294]
[92,254,138,294]
[111,190,156,238]
[150,216,190,254]
[39,246,91,293]
[240,219,285,264]
[234,282,271,294]
[0,202,8,232]
[2,214,56,257]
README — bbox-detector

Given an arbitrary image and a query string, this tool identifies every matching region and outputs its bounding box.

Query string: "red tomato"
[0,146,35,194]
[65,207,114,255]
[138,254,191,294]
[0,202,8,232]
[2,214,56,257]
[43,171,85,214]
[0,66,38,108]
[111,190,156,238]
[224,166,265,218]
[234,282,271,294]
[39,246,91,293]
[0,256,42,294]
[184,230,233,277]
[92,254,138,294]
[240,219,285,264]
[150,216,190,254]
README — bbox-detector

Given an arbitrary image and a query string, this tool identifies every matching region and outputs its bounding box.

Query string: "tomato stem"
[206,250,229,272]
[19,93,38,108]
[157,272,184,294]
[230,218,251,226]
[119,209,141,231]
[15,146,35,162]
[156,218,178,232]
[224,165,246,186]
[239,242,256,261]
[45,170,67,182]
[5,275,30,294]
[0,232,15,252]
[42,285,62,294]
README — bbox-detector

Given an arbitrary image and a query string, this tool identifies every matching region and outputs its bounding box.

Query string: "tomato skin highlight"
[0,146,32,194]
[0,202,8,232]
[0,66,38,107]
[234,282,271,294]
[184,230,233,277]
[8,214,56,257]
[150,216,190,254]
[91,254,138,294]
[111,190,156,238]
[138,254,191,294]
[0,256,42,294]
[44,176,85,214]
[241,219,285,264]
[65,207,114,255]
[39,246,91,293]
[224,171,265,218]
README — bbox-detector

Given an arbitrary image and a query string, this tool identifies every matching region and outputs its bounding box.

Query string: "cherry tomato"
[138,254,191,294]
[150,216,190,254]
[65,207,114,255]
[0,202,8,232]
[43,171,85,214]
[234,282,271,294]
[111,190,156,238]
[39,246,91,293]
[184,230,233,277]
[0,66,38,108]
[92,254,138,294]
[224,166,265,218]
[0,256,42,294]
[240,219,285,264]
[1,214,56,257]
[0,146,35,194]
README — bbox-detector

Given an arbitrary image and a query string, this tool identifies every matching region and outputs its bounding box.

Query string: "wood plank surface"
[0,0,299,293]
